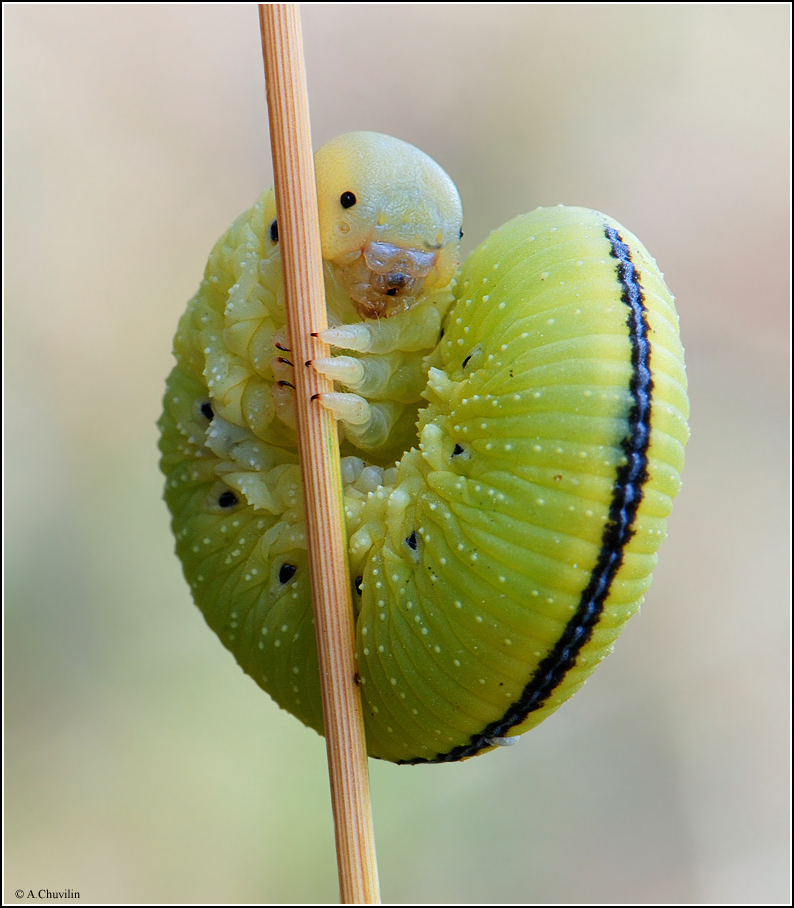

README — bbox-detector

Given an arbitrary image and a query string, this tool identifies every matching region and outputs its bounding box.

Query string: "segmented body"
[158,134,688,764]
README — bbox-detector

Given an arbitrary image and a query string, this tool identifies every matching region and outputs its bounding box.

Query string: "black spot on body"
[218,490,238,509]
[279,563,297,585]
[462,354,472,369]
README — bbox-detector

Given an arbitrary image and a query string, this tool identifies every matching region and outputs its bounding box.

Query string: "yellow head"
[313,132,463,319]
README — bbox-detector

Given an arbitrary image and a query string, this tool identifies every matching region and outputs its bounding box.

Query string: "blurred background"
[4,5,790,904]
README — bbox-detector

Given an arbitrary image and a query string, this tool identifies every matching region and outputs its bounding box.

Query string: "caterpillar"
[158,132,689,765]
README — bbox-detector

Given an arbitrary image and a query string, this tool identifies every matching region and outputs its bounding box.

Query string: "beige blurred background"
[4,5,790,904]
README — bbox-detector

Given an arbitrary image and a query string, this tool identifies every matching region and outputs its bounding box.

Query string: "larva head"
[314,132,463,319]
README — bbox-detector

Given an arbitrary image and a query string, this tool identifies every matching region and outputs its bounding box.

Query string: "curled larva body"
[158,134,688,764]
[357,207,688,763]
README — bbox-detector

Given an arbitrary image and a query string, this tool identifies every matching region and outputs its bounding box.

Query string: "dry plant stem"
[259,5,381,904]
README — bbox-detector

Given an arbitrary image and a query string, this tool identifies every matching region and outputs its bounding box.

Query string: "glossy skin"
[158,133,689,763]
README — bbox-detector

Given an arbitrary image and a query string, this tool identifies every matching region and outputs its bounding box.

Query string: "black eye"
[279,563,298,585]
[200,401,214,420]
[270,219,278,243]
[459,228,464,239]
[340,191,357,209]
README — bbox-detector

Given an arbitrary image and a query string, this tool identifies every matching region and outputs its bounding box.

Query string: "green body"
[159,170,688,763]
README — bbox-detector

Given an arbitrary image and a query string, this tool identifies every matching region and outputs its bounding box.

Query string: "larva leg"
[270,330,297,431]
[271,340,405,450]
[316,393,406,452]
[272,326,290,355]
[312,350,426,400]
[272,328,414,448]
[310,356,365,387]
[271,383,297,431]
[316,323,373,353]
[309,300,448,445]
[316,391,371,426]
[309,312,440,443]
[317,299,443,356]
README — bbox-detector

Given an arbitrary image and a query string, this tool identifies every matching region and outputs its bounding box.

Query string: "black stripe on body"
[400,225,654,765]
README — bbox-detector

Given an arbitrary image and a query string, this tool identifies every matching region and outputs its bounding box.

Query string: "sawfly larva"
[158,132,689,764]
